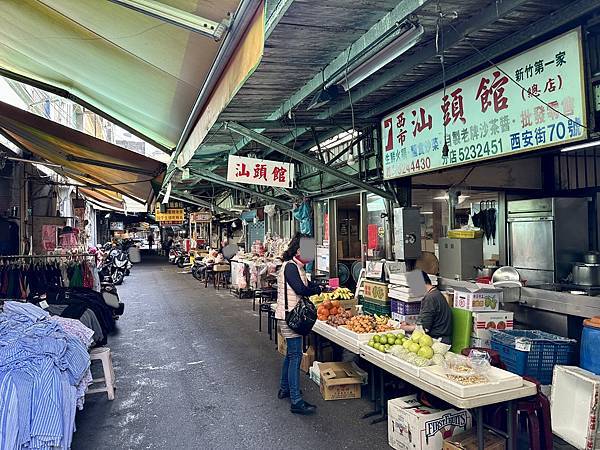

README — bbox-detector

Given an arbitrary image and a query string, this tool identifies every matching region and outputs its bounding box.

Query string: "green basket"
[360,298,391,316]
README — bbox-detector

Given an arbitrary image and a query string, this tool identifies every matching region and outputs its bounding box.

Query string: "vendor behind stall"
[399,271,452,345]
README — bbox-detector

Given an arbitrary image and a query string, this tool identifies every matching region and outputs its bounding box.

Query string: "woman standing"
[275,233,322,415]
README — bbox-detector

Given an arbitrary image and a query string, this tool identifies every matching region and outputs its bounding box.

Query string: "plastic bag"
[432,341,451,355]
[443,352,490,385]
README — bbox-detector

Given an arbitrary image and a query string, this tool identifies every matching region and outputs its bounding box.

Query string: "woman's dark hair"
[282,232,305,261]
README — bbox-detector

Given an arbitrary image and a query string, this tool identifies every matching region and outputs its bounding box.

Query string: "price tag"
[39,300,49,309]
[515,339,531,352]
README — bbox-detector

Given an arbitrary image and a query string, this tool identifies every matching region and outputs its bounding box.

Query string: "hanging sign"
[227,155,294,188]
[381,28,587,180]
[154,206,184,224]
[191,211,212,222]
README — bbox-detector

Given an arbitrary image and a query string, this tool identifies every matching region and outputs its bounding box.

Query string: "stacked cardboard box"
[388,394,472,450]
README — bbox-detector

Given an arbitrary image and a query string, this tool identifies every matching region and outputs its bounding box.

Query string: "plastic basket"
[360,298,391,316]
[490,329,577,384]
[390,299,421,315]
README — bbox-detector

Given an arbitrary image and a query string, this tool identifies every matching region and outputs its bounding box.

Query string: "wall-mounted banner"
[155,207,184,224]
[227,155,294,188]
[381,28,586,180]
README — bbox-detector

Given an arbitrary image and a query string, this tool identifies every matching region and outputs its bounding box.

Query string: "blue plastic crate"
[390,299,421,315]
[490,329,577,384]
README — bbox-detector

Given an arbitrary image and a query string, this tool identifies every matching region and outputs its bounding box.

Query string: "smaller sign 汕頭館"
[227,155,294,188]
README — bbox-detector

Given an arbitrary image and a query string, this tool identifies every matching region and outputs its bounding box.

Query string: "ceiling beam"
[226,122,394,201]
[264,0,431,123]
[321,0,530,120]
[219,118,376,130]
[363,0,600,118]
[170,190,230,215]
[265,0,295,38]
[191,167,293,209]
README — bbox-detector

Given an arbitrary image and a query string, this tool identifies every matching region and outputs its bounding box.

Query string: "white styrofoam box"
[388,395,472,450]
[388,290,424,302]
[337,325,403,342]
[551,366,600,449]
[359,343,388,362]
[419,364,523,398]
[385,353,423,377]
[453,284,502,312]
[391,313,419,324]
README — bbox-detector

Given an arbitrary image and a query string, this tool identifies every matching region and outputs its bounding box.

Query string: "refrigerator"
[507,198,589,285]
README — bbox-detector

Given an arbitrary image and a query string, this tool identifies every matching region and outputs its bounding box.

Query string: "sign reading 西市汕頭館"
[381,28,587,180]
[227,155,294,189]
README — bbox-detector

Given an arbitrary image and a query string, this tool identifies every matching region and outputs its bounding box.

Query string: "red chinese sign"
[381,28,586,180]
[227,155,294,189]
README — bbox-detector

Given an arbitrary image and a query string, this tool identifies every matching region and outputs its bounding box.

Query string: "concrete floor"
[72,256,389,450]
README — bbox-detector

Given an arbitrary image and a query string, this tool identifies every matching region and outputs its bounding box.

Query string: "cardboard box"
[319,362,362,400]
[552,366,600,449]
[278,336,316,373]
[443,430,505,450]
[309,361,368,386]
[421,239,435,253]
[300,346,315,373]
[363,280,389,302]
[277,331,286,356]
[471,311,514,347]
[388,395,472,450]
[453,284,501,312]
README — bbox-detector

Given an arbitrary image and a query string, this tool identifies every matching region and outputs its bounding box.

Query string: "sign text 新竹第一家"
[227,155,294,189]
[381,28,587,180]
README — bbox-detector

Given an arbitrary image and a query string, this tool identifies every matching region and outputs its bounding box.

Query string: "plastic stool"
[87,347,116,400]
[488,376,552,450]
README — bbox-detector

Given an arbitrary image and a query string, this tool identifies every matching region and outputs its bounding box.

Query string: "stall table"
[310,322,537,450]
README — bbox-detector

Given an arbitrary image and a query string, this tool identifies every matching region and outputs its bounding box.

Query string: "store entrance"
[336,194,361,289]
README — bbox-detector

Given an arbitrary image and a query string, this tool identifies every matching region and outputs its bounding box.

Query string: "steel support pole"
[191,167,293,209]
[226,122,394,201]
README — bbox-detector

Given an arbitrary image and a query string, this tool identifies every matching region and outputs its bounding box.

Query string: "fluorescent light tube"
[340,24,424,91]
[561,140,600,153]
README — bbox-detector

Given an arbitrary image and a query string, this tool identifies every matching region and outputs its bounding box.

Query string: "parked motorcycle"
[97,244,129,285]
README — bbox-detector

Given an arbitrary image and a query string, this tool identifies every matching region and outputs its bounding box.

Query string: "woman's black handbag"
[284,282,317,336]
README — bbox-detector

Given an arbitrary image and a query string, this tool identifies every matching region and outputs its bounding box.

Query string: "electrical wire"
[436,2,449,152]
[446,20,588,130]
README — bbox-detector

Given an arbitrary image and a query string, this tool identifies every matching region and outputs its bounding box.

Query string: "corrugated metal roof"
[181,0,595,201]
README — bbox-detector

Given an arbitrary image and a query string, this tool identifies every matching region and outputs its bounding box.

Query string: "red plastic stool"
[489,376,553,450]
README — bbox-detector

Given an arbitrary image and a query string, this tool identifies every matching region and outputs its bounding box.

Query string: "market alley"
[71,256,388,450]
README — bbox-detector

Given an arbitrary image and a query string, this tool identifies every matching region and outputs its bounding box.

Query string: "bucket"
[581,317,600,375]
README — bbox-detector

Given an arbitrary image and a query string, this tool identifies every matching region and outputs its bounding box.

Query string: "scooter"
[98,246,128,285]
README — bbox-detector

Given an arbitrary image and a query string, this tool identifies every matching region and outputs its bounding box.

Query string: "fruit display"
[343,314,396,333]
[326,310,353,327]
[310,287,354,305]
[367,332,406,353]
[317,300,346,322]
[385,330,451,368]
